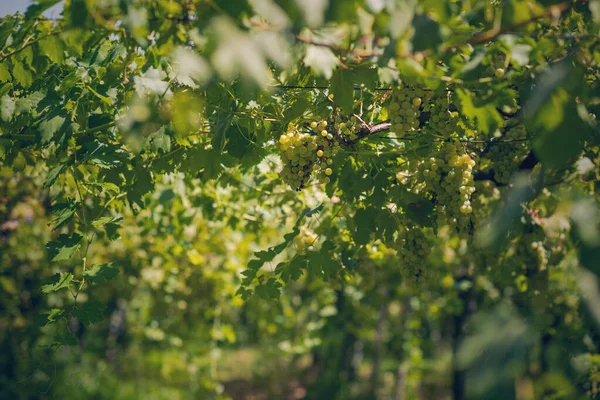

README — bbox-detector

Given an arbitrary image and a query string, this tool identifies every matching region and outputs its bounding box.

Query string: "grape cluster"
[333,114,360,142]
[427,94,459,136]
[395,227,432,282]
[417,141,476,234]
[509,228,549,276]
[277,121,338,190]
[295,226,318,253]
[388,86,431,137]
[486,124,528,184]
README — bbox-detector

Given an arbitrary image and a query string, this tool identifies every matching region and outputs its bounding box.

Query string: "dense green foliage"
[2,0,600,398]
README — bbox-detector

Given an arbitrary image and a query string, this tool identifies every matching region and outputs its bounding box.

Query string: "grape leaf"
[72,300,105,325]
[412,14,442,52]
[38,35,65,65]
[0,63,11,83]
[49,198,80,231]
[12,62,33,88]
[84,263,119,284]
[0,95,15,122]
[331,69,353,114]
[46,233,83,261]
[42,272,73,293]
[37,308,66,326]
[39,112,67,143]
[44,164,67,188]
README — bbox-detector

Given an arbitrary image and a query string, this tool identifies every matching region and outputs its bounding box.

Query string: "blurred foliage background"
[1,0,600,399]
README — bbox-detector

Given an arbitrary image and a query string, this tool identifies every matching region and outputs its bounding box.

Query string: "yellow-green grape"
[507,226,550,277]
[277,120,341,190]
[333,114,360,141]
[388,85,424,137]
[485,124,528,184]
[395,227,432,282]
[427,94,458,137]
[495,68,505,78]
[417,141,476,235]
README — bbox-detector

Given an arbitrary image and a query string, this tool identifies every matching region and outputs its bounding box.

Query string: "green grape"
[333,114,360,141]
[427,94,458,137]
[395,226,432,283]
[277,120,341,190]
[387,85,425,137]
[485,124,528,184]
[415,141,476,236]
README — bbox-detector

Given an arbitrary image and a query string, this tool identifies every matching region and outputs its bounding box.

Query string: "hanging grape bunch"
[395,226,433,282]
[333,114,360,142]
[485,124,528,184]
[277,120,339,190]
[388,85,432,137]
[427,93,459,137]
[417,141,476,235]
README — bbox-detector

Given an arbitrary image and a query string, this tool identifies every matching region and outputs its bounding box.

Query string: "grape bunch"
[485,124,528,184]
[388,86,431,137]
[395,226,432,282]
[417,141,476,234]
[333,114,360,142]
[276,121,338,190]
[509,227,549,275]
[427,94,459,137]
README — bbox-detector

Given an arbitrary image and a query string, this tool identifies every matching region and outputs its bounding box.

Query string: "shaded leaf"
[46,233,83,261]
[49,198,79,231]
[72,300,105,325]
[331,68,353,114]
[84,262,119,284]
[42,272,73,293]
[12,62,33,88]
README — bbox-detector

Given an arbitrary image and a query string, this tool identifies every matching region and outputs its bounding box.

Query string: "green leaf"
[350,67,379,91]
[0,63,11,83]
[39,113,67,143]
[15,91,45,115]
[44,164,66,188]
[72,300,105,325]
[12,62,33,88]
[303,45,339,79]
[49,198,80,231]
[149,127,172,152]
[523,62,591,169]
[37,309,66,326]
[82,141,126,169]
[412,14,442,52]
[477,173,538,248]
[92,216,122,228]
[38,35,65,65]
[55,327,79,346]
[25,0,62,20]
[285,96,310,121]
[389,1,415,39]
[84,263,119,284]
[1,95,15,122]
[591,0,600,22]
[280,256,306,281]
[212,110,233,153]
[331,68,353,114]
[456,89,503,134]
[42,272,73,293]
[46,233,83,261]
[353,208,377,245]
[405,199,435,227]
